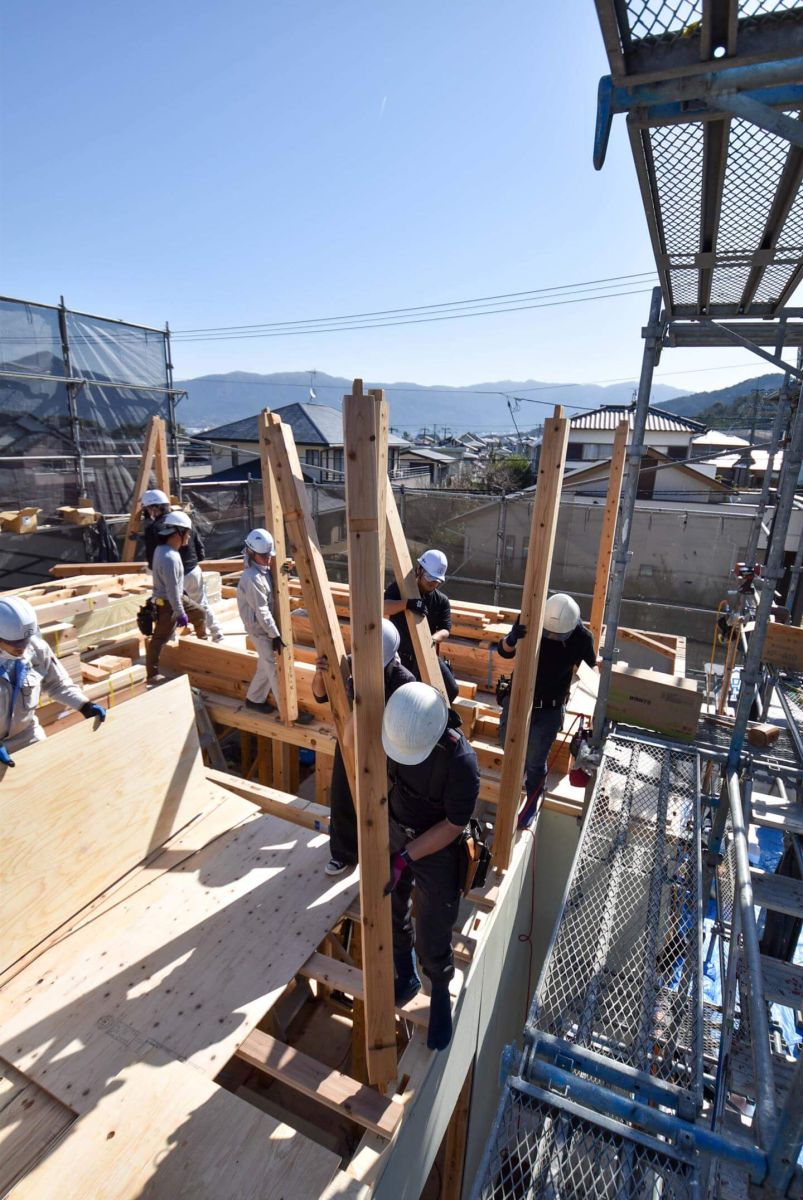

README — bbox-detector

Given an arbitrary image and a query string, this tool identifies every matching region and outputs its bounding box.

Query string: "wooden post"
[262,413,355,788]
[315,754,333,807]
[272,741,299,793]
[154,418,171,498]
[492,406,569,873]
[343,380,397,1089]
[589,419,629,651]
[258,411,299,724]
[121,416,165,562]
[386,486,447,699]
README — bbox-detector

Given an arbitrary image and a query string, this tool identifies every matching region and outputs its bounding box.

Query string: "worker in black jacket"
[383,549,452,676]
[383,681,480,1051]
[497,593,596,828]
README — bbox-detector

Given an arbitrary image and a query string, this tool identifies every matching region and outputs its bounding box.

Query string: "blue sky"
[1,1,770,396]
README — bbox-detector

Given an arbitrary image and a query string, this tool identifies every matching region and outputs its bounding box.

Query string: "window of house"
[566,441,585,460]
[664,445,687,461]
[582,443,608,461]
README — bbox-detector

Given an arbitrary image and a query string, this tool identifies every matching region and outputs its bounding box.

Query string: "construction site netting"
[0,297,177,514]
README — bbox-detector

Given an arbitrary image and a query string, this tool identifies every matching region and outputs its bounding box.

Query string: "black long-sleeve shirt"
[498,623,596,704]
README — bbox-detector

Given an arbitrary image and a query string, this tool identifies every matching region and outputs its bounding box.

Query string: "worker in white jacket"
[0,596,106,766]
[237,528,284,713]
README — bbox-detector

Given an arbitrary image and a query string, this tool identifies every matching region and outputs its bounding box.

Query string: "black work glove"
[406,598,426,615]
[272,635,285,652]
[506,614,527,646]
[80,702,107,723]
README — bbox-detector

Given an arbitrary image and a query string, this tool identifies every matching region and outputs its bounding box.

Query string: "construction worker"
[497,592,596,828]
[140,489,171,567]
[0,596,106,766]
[146,510,208,681]
[383,681,480,1051]
[141,491,223,643]
[313,619,417,876]
[237,527,285,714]
[384,549,452,676]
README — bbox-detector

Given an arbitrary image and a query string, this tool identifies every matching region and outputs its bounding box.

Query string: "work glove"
[176,613,189,628]
[406,598,426,615]
[0,744,15,768]
[272,635,285,652]
[384,848,412,895]
[80,702,107,724]
[506,614,527,646]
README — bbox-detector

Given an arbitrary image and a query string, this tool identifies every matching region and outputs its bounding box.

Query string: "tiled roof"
[570,404,706,434]
[198,402,409,447]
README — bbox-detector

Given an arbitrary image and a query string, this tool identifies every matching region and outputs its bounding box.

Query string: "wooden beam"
[344,381,397,1089]
[262,411,355,784]
[441,1060,474,1200]
[590,419,628,652]
[258,410,299,723]
[385,486,447,699]
[121,416,163,563]
[235,1028,404,1139]
[49,559,241,578]
[299,952,430,1029]
[492,406,569,872]
[154,415,171,497]
[205,768,330,832]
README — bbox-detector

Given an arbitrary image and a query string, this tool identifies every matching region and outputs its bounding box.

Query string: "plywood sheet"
[0,797,359,1113]
[0,677,211,975]
[6,1048,340,1200]
[0,1059,75,1194]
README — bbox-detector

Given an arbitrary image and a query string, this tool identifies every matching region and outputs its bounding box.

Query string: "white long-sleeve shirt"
[237,563,280,640]
[0,636,88,752]
[151,543,186,617]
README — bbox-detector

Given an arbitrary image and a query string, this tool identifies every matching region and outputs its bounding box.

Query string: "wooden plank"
[759,955,803,1010]
[493,407,569,872]
[258,410,299,723]
[121,416,162,563]
[0,1060,76,1195]
[263,410,355,782]
[750,869,803,918]
[236,1028,404,1139]
[0,797,360,1110]
[0,676,210,975]
[299,952,429,1029]
[344,382,397,1088]
[205,767,331,833]
[154,412,170,497]
[385,482,447,699]
[590,420,629,652]
[6,1048,341,1200]
[30,591,112,626]
[48,560,241,578]
[618,627,678,660]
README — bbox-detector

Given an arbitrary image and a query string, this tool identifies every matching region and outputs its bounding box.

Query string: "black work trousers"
[389,815,462,989]
[328,744,358,866]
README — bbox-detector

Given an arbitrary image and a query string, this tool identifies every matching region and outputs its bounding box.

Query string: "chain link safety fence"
[473,1084,699,1200]
[472,735,703,1200]
[623,0,801,45]
[0,296,177,515]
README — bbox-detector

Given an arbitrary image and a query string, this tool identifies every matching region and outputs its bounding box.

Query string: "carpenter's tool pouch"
[136,597,157,637]
[460,818,491,895]
[495,673,512,707]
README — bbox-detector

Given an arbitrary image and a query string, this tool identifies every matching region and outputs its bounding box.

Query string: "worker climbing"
[384,548,452,676]
[382,681,480,1051]
[497,592,596,828]
[0,596,106,768]
[146,510,208,681]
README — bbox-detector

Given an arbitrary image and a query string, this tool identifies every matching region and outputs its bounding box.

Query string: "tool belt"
[459,818,491,895]
[136,597,158,636]
[496,671,562,711]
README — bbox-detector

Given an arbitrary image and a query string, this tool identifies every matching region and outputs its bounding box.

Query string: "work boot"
[393,949,421,1007]
[426,985,452,1051]
[245,698,276,715]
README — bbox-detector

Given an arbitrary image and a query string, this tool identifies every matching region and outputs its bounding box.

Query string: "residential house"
[397,446,459,487]
[197,402,409,483]
[566,404,706,471]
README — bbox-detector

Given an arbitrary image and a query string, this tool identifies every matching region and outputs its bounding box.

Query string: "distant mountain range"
[175,370,689,435]
[654,372,785,421]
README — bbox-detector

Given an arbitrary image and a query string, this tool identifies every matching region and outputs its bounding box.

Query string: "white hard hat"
[544,593,581,639]
[0,597,38,643]
[161,510,192,533]
[382,682,449,765]
[141,489,169,507]
[417,548,447,582]
[382,618,400,668]
[244,528,275,556]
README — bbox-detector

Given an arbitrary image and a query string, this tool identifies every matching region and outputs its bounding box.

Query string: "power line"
[171,271,658,336]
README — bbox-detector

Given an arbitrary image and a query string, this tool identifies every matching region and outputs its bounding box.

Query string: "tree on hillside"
[470,452,533,494]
